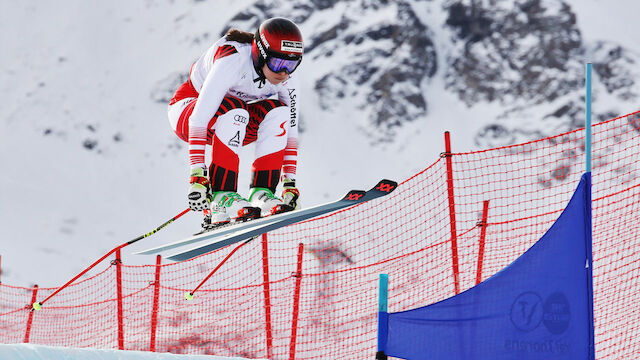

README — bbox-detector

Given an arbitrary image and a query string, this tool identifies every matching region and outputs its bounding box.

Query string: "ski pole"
[32,208,191,311]
[184,236,255,300]
[125,208,191,246]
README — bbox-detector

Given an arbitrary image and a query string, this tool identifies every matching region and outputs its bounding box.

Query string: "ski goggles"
[266,56,301,74]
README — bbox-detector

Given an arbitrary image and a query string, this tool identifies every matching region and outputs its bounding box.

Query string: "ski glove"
[188,168,210,211]
[281,178,300,210]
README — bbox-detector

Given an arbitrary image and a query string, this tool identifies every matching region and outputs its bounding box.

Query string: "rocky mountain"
[211,0,638,145]
[210,0,437,142]
[444,0,638,147]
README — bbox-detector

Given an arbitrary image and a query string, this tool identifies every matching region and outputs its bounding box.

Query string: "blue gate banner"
[379,173,594,359]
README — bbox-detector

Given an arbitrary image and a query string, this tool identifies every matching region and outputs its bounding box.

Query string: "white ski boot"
[249,187,295,216]
[201,191,261,231]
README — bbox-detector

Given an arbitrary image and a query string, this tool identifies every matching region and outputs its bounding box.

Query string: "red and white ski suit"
[168,37,299,193]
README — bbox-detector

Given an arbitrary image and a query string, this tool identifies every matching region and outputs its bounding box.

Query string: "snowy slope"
[0,343,260,360]
[0,0,256,286]
[0,0,639,289]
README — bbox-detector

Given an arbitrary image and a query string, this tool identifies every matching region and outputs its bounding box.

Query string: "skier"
[167,17,302,230]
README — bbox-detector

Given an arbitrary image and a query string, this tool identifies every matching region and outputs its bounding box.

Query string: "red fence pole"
[444,131,461,294]
[24,285,38,343]
[36,244,127,310]
[150,255,162,352]
[261,233,274,359]
[289,243,304,360]
[115,249,124,350]
[476,200,490,285]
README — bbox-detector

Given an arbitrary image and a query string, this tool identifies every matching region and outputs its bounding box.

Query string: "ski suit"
[168,37,299,194]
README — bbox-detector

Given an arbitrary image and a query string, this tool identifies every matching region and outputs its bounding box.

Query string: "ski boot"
[249,187,295,217]
[201,191,261,232]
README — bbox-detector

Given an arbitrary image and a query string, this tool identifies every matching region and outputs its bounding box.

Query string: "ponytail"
[225,29,254,44]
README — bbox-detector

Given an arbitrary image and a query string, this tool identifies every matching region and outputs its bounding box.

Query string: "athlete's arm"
[188,53,243,170]
[279,76,300,181]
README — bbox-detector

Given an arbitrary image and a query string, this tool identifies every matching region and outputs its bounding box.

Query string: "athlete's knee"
[168,98,196,142]
[259,106,290,140]
[214,108,250,151]
[264,105,289,121]
[219,108,250,128]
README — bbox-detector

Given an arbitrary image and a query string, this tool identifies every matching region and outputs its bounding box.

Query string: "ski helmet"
[252,17,304,76]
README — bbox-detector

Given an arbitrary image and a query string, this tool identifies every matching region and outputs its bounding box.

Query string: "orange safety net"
[1,110,639,359]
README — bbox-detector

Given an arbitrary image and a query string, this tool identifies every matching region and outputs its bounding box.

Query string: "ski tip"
[374,179,398,194]
[134,245,174,255]
[166,253,186,262]
[166,251,198,262]
[342,190,367,202]
[133,249,156,255]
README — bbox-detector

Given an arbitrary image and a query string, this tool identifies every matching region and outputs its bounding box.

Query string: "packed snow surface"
[0,344,262,360]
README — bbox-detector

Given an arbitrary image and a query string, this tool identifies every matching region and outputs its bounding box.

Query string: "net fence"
[1,110,639,359]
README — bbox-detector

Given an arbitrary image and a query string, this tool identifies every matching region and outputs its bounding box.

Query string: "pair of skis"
[135,179,397,261]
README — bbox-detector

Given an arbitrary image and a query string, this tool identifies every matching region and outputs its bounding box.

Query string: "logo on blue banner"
[510,292,543,332]
[543,292,571,334]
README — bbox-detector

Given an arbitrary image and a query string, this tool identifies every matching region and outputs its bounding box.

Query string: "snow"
[570,0,640,50]
[0,343,261,360]
[0,0,638,290]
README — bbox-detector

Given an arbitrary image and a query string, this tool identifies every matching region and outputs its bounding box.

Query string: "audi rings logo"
[234,114,247,124]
